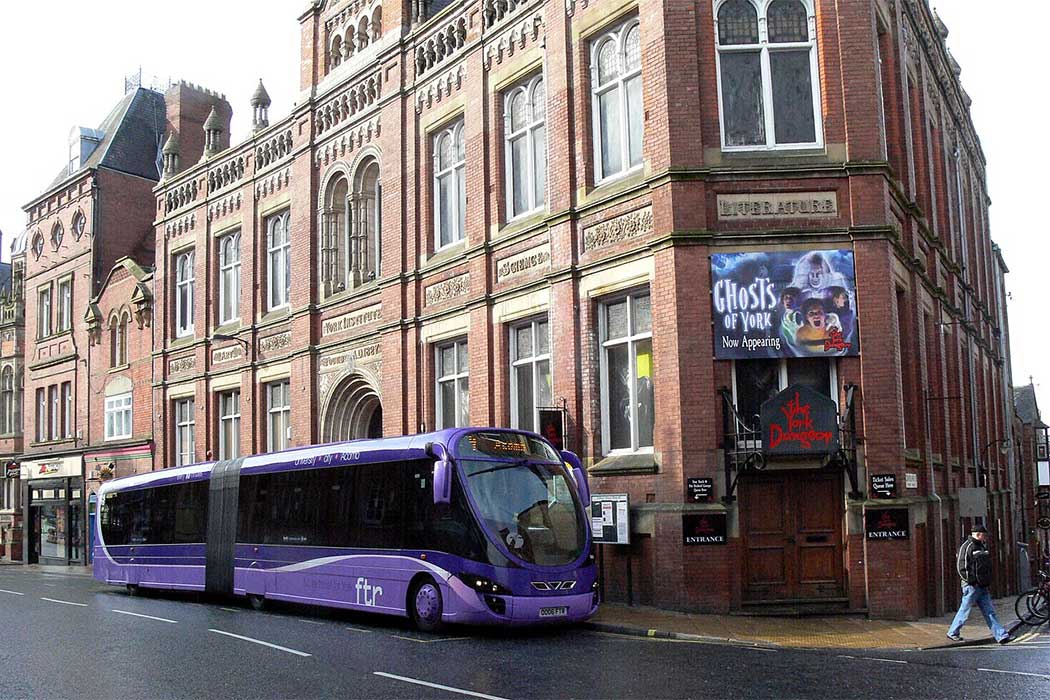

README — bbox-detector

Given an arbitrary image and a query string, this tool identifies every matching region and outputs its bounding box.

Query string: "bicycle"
[1014,570,1050,626]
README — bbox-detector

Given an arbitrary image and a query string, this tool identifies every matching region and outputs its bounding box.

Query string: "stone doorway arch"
[321,372,383,442]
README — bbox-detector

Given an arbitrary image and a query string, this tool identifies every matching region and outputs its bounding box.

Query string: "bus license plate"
[539,606,568,618]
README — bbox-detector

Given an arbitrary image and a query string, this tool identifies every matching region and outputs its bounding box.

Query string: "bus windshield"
[458,441,585,567]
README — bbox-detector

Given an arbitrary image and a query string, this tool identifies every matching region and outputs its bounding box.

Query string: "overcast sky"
[0,2,1045,404]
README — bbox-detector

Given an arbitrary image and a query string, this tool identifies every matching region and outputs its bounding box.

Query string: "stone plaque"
[168,356,195,374]
[583,206,653,251]
[716,192,838,220]
[320,343,380,373]
[211,346,241,364]
[322,304,382,337]
[496,244,551,283]
[258,331,292,354]
[424,273,470,306]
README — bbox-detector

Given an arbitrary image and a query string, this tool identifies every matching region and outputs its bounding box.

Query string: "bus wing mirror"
[434,459,452,504]
[560,450,590,505]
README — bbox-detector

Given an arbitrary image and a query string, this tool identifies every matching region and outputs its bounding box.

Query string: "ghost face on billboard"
[710,249,860,359]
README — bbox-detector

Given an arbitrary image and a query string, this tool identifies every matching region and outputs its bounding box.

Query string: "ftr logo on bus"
[355,577,383,607]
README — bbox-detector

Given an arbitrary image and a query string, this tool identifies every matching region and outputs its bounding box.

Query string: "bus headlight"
[456,573,510,595]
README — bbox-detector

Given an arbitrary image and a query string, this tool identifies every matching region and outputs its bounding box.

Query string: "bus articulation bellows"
[93,428,598,630]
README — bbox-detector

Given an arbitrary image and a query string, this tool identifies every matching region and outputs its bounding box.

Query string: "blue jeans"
[948,584,1008,641]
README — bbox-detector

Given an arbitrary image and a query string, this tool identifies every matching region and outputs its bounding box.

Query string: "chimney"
[162,81,233,174]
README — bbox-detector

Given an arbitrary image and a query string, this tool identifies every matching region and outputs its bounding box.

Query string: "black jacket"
[956,536,989,586]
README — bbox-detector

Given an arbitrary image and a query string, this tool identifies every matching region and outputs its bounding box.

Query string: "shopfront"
[23,457,85,566]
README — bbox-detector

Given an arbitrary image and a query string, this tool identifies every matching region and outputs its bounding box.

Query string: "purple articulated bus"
[93,428,598,630]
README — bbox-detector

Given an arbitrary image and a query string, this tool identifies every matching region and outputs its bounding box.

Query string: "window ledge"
[589,453,658,476]
[214,321,242,335]
[499,210,546,237]
[427,240,466,267]
[260,306,291,324]
[108,364,130,374]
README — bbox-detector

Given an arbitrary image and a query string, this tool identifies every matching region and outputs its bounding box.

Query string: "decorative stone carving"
[256,130,294,169]
[315,117,381,167]
[169,356,195,374]
[322,303,382,337]
[716,193,838,220]
[583,206,654,252]
[496,243,551,283]
[317,70,383,135]
[208,193,242,222]
[320,343,381,373]
[483,12,544,70]
[414,15,468,78]
[256,168,292,199]
[212,346,242,364]
[259,331,292,354]
[164,213,196,240]
[424,273,470,306]
[416,66,465,113]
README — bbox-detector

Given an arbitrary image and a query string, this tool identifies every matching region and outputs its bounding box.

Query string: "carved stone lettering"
[211,346,241,365]
[424,273,470,306]
[321,304,382,337]
[497,244,551,283]
[716,193,838,221]
[583,206,654,251]
[320,343,381,373]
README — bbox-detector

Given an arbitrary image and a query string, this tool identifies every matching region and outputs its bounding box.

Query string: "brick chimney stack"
[162,81,233,175]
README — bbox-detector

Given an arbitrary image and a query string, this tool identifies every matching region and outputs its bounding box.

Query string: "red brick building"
[0,232,25,561]
[18,87,175,565]
[142,0,1020,618]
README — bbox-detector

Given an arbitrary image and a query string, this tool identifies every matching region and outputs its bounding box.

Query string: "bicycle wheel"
[1027,588,1050,623]
[1015,589,1043,625]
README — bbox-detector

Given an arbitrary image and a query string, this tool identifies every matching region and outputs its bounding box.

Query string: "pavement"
[588,596,1038,649]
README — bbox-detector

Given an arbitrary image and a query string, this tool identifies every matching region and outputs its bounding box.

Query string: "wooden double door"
[740,471,845,602]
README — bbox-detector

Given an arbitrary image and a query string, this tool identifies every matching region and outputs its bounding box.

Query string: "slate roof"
[45,87,167,191]
[1014,384,1047,428]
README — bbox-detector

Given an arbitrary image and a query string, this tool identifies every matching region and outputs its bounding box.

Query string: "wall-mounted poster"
[710,249,860,359]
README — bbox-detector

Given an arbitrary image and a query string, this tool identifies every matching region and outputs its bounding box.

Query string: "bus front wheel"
[248,594,266,611]
[126,584,141,597]
[410,579,444,633]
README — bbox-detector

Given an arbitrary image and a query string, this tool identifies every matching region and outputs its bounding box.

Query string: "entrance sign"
[591,494,630,545]
[683,513,727,545]
[870,474,898,499]
[865,508,909,540]
[710,249,860,359]
[760,384,839,457]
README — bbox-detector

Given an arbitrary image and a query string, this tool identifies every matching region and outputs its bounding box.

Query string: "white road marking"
[345,626,373,633]
[837,655,856,660]
[743,646,778,652]
[208,629,312,657]
[373,672,511,700]
[860,657,907,664]
[977,668,1050,680]
[297,618,324,625]
[112,609,178,624]
[40,597,87,607]
[219,607,240,612]
[392,634,429,643]
[0,589,25,596]
[43,584,57,588]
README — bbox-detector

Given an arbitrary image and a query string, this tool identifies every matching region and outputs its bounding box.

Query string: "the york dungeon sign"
[760,384,839,457]
[710,249,860,359]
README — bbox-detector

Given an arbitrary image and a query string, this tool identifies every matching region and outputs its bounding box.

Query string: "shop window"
[599,291,653,454]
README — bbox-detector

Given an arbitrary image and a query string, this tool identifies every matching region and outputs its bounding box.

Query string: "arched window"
[109,315,119,367]
[116,313,130,366]
[175,250,195,337]
[331,35,343,69]
[0,366,13,434]
[320,160,381,298]
[51,222,64,250]
[218,232,241,324]
[266,212,291,310]
[715,0,822,149]
[504,75,547,219]
[590,17,642,182]
[433,121,466,249]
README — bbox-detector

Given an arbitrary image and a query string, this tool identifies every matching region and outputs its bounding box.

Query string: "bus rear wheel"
[410,580,444,633]
[247,594,266,611]
[126,584,141,597]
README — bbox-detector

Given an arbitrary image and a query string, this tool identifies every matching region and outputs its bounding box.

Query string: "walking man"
[946,524,1011,644]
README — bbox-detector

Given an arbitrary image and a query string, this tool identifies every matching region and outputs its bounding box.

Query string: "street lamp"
[211,333,251,352]
[979,438,1010,489]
